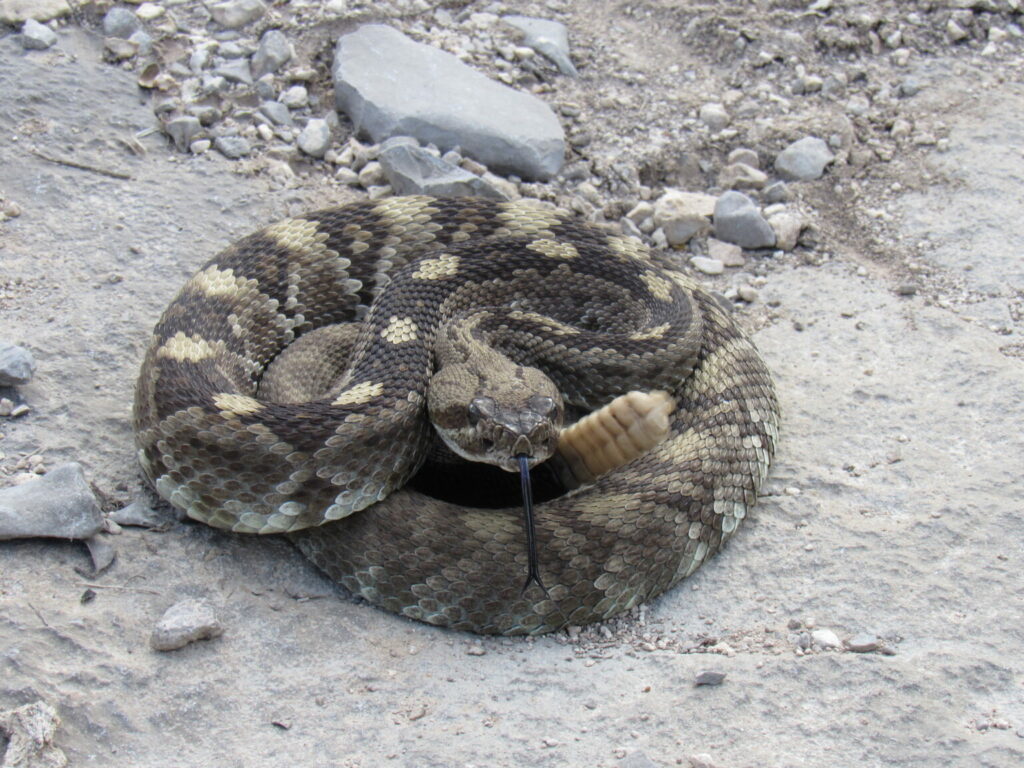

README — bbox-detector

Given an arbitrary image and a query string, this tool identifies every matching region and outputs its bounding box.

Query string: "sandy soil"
[2,3,1023,766]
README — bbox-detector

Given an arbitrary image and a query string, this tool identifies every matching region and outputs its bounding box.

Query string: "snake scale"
[133,196,779,635]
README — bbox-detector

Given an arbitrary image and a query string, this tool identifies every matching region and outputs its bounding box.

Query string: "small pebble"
[699,102,731,131]
[150,598,224,651]
[0,342,36,386]
[20,18,58,50]
[214,136,251,159]
[280,85,309,109]
[811,629,842,650]
[844,634,881,653]
[775,136,835,181]
[694,670,726,686]
[297,118,331,158]
[690,256,724,275]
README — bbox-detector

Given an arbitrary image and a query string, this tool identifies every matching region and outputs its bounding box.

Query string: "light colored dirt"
[2,4,1023,767]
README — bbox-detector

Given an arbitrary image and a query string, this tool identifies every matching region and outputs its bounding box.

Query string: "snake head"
[429,363,564,473]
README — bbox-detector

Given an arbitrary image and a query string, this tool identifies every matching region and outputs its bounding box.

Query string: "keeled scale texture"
[134,196,779,635]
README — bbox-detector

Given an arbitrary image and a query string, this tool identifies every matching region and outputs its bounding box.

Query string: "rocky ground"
[2,1,1023,766]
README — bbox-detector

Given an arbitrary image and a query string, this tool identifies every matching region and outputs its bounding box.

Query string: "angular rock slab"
[378,141,508,200]
[0,462,103,540]
[503,15,578,77]
[333,24,565,181]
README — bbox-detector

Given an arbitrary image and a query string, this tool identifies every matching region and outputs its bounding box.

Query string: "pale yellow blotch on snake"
[133,196,779,635]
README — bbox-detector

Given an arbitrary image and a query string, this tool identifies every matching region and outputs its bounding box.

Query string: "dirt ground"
[2,2,1023,767]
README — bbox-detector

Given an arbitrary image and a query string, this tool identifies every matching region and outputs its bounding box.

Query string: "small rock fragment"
[844,634,881,653]
[20,18,57,49]
[165,116,202,153]
[718,162,768,190]
[502,15,577,76]
[252,28,292,78]
[727,147,759,168]
[699,102,731,131]
[104,36,138,60]
[378,141,509,199]
[214,58,253,86]
[214,136,250,159]
[297,118,332,158]
[763,181,790,203]
[0,462,103,541]
[280,84,309,109]
[690,256,724,275]
[85,535,116,574]
[0,700,68,768]
[150,598,224,651]
[768,213,804,251]
[713,191,776,249]
[0,342,36,386]
[102,6,140,39]
[208,0,266,29]
[694,670,726,686]
[111,499,179,528]
[652,190,716,246]
[775,136,835,181]
[707,238,744,267]
[620,752,659,768]
[812,629,842,650]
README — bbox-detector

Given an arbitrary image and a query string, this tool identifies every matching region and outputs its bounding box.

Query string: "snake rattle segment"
[133,196,779,635]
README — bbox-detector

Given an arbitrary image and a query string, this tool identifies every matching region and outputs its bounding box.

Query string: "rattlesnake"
[133,196,779,635]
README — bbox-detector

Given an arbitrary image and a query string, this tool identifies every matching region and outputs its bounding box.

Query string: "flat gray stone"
[214,135,250,159]
[150,598,224,651]
[378,141,509,200]
[0,462,103,541]
[620,752,660,768]
[775,136,835,181]
[102,7,140,39]
[0,341,35,385]
[258,100,293,126]
[695,670,727,686]
[20,18,57,50]
[845,633,881,653]
[208,0,266,29]
[333,25,564,181]
[111,499,179,529]
[252,28,292,78]
[297,118,332,158]
[502,15,577,77]
[214,57,253,85]
[713,191,776,249]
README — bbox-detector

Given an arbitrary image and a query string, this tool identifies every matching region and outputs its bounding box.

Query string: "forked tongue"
[517,453,549,597]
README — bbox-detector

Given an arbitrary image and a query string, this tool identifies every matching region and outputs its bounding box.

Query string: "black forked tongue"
[517,453,549,597]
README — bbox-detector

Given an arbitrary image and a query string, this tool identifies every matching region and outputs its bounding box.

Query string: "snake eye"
[528,395,557,418]
[468,397,494,425]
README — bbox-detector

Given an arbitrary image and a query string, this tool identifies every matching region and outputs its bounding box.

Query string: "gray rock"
[129,29,153,57]
[252,29,292,78]
[695,670,727,686]
[165,116,202,152]
[150,598,225,651]
[259,100,293,126]
[713,191,776,249]
[279,84,308,109]
[845,633,881,653]
[0,462,103,541]
[727,147,760,168]
[254,73,276,100]
[0,341,36,385]
[102,6,140,39]
[20,18,57,49]
[378,142,509,200]
[690,256,724,275]
[214,58,253,85]
[763,180,790,203]
[85,535,116,574]
[333,25,564,181]
[297,118,332,158]
[502,15,577,77]
[214,136,250,159]
[774,136,835,181]
[652,190,716,246]
[111,499,179,528]
[699,102,731,131]
[208,0,266,29]
[897,77,923,98]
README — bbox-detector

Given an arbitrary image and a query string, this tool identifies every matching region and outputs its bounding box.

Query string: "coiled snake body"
[134,197,779,635]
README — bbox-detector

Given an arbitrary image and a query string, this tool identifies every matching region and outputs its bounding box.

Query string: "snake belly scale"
[133,196,779,635]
